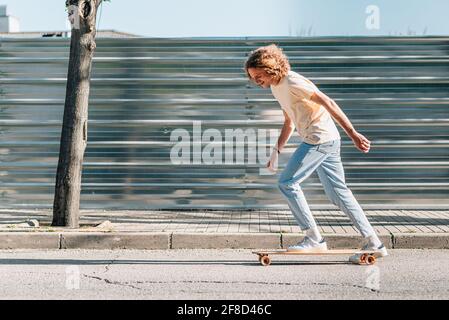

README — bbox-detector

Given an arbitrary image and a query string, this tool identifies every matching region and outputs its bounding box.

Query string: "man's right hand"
[350,131,371,153]
[267,147,279,173]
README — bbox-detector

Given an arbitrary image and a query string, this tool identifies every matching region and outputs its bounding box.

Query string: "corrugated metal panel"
[0,36,448,209]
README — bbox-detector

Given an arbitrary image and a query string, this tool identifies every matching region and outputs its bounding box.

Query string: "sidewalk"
[0,209,448,250]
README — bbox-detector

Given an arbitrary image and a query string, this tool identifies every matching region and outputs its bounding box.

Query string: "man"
[245,44,387,259]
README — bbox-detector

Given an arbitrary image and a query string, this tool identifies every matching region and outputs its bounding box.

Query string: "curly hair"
[244,44,291,83]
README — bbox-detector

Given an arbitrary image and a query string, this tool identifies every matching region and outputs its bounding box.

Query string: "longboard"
[252,249,382,266]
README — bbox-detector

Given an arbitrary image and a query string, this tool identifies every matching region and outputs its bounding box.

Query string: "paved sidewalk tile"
[0,209,448,235]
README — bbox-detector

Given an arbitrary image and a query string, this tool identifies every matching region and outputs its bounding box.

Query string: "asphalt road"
[0,249,448,300]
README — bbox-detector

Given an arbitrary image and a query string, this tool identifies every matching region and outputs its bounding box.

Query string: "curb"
[393,233,449,249]
[60,233,170,250]
[0,232,448,250]
[171,233,281,249]
[0,233,60,249]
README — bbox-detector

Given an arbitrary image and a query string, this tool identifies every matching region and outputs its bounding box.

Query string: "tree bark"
[52,0,102,227]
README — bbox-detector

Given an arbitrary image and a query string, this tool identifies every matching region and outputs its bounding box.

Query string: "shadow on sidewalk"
[0,258,351,266]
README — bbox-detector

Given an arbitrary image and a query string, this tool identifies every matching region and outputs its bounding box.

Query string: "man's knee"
[277,179,286,192]
[278,178,302,193]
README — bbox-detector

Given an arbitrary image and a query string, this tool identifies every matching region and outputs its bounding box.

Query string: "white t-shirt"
[270,70,341,145]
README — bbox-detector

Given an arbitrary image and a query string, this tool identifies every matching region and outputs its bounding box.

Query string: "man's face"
[247,68,274,89]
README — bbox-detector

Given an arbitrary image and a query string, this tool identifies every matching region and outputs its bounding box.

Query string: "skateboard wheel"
[260,256,271,266]
[359,254,368,264]
[366,255,376,265]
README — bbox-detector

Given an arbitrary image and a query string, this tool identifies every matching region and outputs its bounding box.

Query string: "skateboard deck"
[252,249,382,266]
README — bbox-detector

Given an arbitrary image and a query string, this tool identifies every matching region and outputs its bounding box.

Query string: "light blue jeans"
[277,139,376,238]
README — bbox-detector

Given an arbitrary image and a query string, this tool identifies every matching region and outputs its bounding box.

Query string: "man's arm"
[310,91,371,153]
[266,110,295,172]
[276,110,296,152]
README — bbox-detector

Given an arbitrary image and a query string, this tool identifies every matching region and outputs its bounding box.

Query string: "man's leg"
[315,141,388,258]
[316,153,377,238]
[277,142,328,231]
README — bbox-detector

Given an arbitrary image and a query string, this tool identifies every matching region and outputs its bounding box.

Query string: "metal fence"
[0,36,448,209]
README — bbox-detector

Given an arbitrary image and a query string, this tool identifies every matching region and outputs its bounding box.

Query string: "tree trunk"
[52,0,102,227]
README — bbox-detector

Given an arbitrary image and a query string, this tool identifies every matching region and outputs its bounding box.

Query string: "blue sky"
[1,0,448,37]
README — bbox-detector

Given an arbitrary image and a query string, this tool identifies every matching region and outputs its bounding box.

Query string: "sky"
[1,0,448,37]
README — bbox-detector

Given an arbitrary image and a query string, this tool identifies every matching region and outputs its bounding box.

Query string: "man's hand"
[350,131,371,153]
[267,147,279,172]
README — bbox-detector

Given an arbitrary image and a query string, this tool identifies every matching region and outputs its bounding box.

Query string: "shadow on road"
[0,258,353,266]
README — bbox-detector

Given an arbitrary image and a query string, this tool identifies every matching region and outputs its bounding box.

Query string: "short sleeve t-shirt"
[270,70,341,145]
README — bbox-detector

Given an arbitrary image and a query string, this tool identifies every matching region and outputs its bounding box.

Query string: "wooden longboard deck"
[253,249,360,256]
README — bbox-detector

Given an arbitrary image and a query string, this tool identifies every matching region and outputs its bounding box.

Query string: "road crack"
[82,274,143,291]
[80,277,379,293]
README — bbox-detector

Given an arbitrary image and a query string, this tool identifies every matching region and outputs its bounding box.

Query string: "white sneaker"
[287,236,328,252]
[362,243,388,257]
[349,244,388,264]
